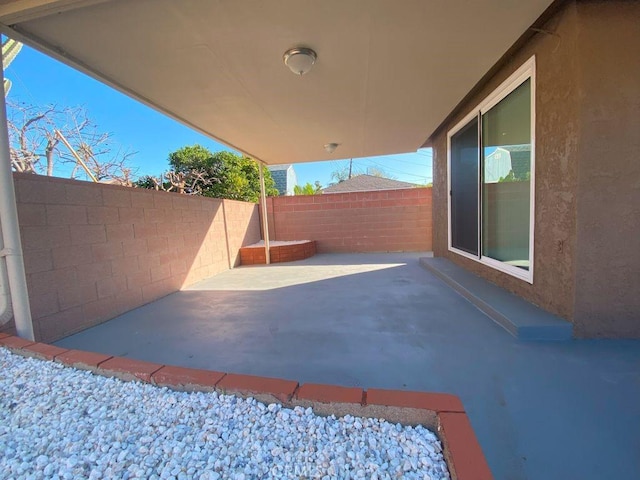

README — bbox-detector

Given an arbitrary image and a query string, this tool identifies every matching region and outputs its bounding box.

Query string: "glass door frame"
[449,114,480,256]
[447,56,536,283]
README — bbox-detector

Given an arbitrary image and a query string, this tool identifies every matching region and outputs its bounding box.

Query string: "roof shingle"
[322,174,417,194]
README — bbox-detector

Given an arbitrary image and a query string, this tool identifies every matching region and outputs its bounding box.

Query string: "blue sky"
[4,43,432,187]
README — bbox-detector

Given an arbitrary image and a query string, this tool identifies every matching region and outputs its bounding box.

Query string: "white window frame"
[447,56,536,283]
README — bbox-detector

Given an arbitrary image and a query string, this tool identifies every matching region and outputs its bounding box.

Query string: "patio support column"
[0,53,34,340]
[257,161,271,265]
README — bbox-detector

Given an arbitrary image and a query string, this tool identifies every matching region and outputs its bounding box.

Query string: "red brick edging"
[240,240,317,265]
[0,333,492,480]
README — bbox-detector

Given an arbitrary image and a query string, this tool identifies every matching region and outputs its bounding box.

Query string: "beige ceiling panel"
[6,0,555,164]
[0,0,108,24]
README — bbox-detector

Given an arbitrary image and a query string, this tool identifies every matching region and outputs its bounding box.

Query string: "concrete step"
[419,257,573,341]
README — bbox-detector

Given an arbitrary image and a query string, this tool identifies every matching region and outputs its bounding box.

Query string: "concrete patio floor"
[55,252,640,480]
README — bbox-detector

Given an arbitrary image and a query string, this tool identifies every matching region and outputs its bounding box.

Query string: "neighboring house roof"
[500,145,531,180]
[322,174,417,194]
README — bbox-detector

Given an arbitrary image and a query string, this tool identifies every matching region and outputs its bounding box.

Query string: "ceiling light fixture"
[283,47,317,75]
[324,143,339,153]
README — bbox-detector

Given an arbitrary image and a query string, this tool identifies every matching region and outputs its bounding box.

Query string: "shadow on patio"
[55,252,640,480]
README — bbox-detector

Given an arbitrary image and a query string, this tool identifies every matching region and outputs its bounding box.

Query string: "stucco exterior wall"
[430,0,639,337]
[431,2,581,322]
[1,174,260,342]
[571,1,640,337]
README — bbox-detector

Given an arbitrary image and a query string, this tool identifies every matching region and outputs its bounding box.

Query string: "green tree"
[135,175,165,190]
[134,170,213,194]
[498,170,530,183]
[168,144,218,173]
[294,181,322,195]
[163,145,278,202]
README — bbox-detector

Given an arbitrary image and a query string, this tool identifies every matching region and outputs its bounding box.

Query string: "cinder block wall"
[3,173,260,342]
[265,188,432,253]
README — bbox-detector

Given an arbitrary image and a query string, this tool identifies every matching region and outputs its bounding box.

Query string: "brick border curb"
[0,335,492,480]
[240,240,316,265]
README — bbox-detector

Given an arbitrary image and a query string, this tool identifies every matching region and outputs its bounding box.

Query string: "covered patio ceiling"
[0,0,554,164]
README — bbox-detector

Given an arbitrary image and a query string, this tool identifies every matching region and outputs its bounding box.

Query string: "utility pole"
[348,158,353,179]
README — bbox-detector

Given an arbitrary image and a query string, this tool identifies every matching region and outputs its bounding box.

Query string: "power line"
[388,157,432,167]
[358,159,431,180]
[362,158,428,176]
[9,66,39,105]
[416,150,433,156]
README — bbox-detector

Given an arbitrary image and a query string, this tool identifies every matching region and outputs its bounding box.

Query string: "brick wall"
[2,174,260,342]
[265,188,432,253]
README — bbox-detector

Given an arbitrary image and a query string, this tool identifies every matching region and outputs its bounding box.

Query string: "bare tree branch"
[6,101,137,183]
[136,168,216,195]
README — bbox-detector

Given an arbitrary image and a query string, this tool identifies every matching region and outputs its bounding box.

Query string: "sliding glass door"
[482,78,532,271]
[450,117,479,256]
[448,58,535,282]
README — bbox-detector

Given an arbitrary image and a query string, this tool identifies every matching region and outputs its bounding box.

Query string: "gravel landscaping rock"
[0,348,450,479]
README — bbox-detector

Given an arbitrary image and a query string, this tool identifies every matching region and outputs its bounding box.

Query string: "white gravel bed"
[0,348,450,480]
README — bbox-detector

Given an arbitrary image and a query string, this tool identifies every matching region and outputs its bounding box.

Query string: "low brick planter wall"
[240,240,316,265]
[0,332,492,480]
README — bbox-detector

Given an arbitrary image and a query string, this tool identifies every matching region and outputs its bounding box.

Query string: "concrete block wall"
[221,198,261,268]
[2,174,260,342]
[265,188,432,253]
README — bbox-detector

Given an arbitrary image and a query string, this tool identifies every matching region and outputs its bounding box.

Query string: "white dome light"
[283,47,317,76]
